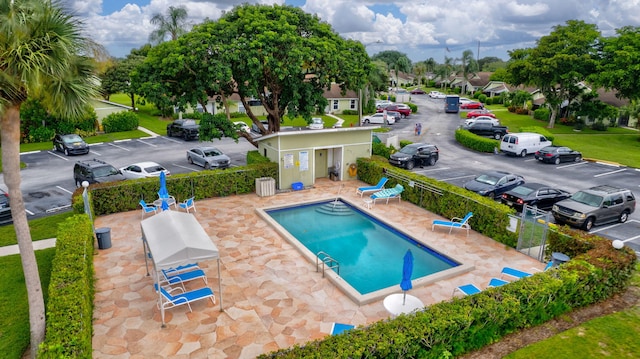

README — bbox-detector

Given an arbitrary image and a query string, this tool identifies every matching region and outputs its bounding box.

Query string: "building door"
[315,149,328,178]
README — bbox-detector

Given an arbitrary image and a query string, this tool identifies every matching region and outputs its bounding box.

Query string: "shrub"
[372,142,394,158]
[399,140,412,148]
[247,150,271,164]
[478,94,487,104]
[101,111,139,133]
[342,109,358,115]
[28,126,56,143]
[591,120,608,131]
[455,129,500,153]
[404,102,418,113]
[473,91,482,99]
[533,108,550,121]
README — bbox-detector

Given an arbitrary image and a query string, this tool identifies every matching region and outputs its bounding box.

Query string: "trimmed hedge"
[258,159,637,359]
[517,126,555,141]
[455,128,500,153]
[101,111,139,133]
[72,162,279,216]
[38,215,94,358]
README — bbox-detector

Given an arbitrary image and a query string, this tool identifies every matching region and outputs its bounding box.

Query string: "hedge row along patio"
[45,158,635,358]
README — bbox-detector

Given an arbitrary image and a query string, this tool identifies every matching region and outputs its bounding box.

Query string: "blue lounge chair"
[453,283,481,297]
[356,177,388,197]
[331,322,355,335]
[500,266,532,280]
[156,285,216,312]
[488,277,509,287]
[431,212,473,235]
[161,268,208,289]
[139,199,157,219]
[370,184,404,205]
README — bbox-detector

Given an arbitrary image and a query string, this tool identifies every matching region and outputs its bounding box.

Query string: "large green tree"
[597,26,640,103]
[371,50,412,89]
[100,49,147,107]
[0,1,98,356]
[506,20,600,127]
[214,4,370,137]
[148,5,190,44]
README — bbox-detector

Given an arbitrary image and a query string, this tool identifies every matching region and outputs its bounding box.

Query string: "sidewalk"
[0,238,56,257]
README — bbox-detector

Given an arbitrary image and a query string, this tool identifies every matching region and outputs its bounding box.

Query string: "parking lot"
[4,96,640,254]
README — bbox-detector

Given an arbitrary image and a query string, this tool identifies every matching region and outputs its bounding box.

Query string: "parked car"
[464,116,500,126]
[0,188,11,226]
[308,117,324,130]
[389,143,439,169]
[460,101,484,110]
[500,133,552,157]
[552,185,636,231]
[428,91,446,99]
[386,110,402,121]
[52,134,89,156]
[377,104,411,118]
[410,88,426,94]
[233,121,251,133]
[362,113,396,125]
[119,161,170,179]
[463,170,525,199]
[458,97,474,104]
[73,159,126,187]
[534,146,583,164]
[462,122,509,139]
[375,100,393,109]
[501,183,571,212]
[466,109,496,119]
[186,146,231,169]
[167,119,200,140]
[251,120,269,134]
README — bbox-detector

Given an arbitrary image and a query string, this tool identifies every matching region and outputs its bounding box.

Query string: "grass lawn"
[505,267,640,358]
[0,212,75,247]
[464,105,640,168]
[0,248,56,359]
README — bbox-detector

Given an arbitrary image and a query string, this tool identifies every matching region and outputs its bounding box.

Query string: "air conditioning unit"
[255,177,276,197]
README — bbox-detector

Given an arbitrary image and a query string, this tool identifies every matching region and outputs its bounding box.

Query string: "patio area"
[92,179,544,358]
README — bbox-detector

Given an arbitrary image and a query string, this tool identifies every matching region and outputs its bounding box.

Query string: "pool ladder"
[316,251,339,277]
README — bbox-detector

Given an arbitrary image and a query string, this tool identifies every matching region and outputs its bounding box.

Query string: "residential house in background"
[323,83,359,114]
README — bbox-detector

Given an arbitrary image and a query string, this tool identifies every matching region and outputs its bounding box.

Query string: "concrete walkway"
[0,238,56,256]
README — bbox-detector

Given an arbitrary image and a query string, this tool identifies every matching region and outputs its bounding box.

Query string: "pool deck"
[92,179,545,358]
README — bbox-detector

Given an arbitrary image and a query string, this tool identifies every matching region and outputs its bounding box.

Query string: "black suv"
[389,143,439,170]
[0,189,11,226]
[73,159,126,187]
[552,185,636,231]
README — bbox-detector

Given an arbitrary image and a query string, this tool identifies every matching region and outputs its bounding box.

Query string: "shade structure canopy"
[141,210,222,325]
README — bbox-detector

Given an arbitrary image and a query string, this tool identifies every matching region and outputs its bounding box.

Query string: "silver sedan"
[186,146,231,169]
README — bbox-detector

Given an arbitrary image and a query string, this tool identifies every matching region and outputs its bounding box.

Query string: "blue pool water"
[265,200,459,295]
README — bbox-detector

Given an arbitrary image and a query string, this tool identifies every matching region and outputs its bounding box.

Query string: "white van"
[500,133,552,157]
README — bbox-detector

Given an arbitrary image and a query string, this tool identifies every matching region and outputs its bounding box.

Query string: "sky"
[61,0,640,64]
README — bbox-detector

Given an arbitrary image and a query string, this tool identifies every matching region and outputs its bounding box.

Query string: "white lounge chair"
[431,212,473,235]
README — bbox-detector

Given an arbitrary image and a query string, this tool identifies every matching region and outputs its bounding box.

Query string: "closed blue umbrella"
[400,249,414,304]
[158,171,169,198]
[161,199,169,211]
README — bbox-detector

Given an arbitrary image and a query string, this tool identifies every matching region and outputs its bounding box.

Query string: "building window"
[333,100,339,110]
[350,99,356,109]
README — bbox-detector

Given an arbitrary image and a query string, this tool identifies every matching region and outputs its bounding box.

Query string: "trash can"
[95,227,112,249]
[551,252,569,267]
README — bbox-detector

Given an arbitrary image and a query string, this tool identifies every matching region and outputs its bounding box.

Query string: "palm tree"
[149,6,189,44]
[0,1,98,356]
[460,49,477,95]
[394,56,411,90]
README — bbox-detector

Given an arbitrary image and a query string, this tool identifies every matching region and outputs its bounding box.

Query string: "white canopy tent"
[140,210,222,326]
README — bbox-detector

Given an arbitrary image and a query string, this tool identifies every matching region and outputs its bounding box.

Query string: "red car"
[410,88,426,94]
[377,104,411,118]
[466,109,496,118]
[460,102,484,110]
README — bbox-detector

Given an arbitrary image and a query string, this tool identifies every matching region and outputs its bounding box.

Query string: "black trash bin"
[551,252,570,267]
[95,227,112,249]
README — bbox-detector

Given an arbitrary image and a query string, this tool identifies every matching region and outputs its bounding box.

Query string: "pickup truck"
[377,104,411,118]
[167,119,200,140]
[462,122,508,139]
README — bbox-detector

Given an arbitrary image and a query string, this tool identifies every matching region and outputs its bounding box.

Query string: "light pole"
[82,181,94,234]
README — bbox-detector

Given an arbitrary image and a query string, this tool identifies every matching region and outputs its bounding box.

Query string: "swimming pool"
[258,198,473,305]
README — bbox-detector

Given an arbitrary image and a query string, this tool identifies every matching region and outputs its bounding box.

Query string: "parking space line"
[164,137,185,144]
[594,168,626,177]
[114,139,132,143]
[556,161,588,169]
[172,164,200,171]
[623,234,640,243]
[589,219,640,234]
[107,143,131,151]
[136,139,158,147]
[20,150,42,155]
[438,174,476,181]
[25,209,34,215]
[89,149,102,156]
[47,151,69,161]
[56,186,73,195]
[414,167,450,172]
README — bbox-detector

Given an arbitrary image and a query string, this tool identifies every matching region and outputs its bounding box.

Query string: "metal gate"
[515,205,551,261]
